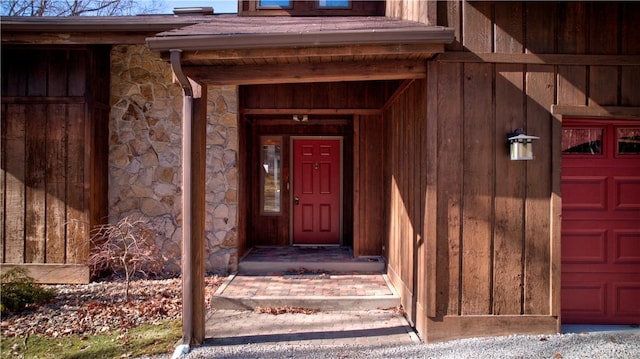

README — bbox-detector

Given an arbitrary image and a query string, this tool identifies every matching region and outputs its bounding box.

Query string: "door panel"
[293,138,341,245]
[561,120,640,325]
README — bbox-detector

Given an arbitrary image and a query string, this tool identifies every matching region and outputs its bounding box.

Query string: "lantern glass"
[510,140,533,160]
[508,133,539,161]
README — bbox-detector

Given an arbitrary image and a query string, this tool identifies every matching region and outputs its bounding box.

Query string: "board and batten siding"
[383,78,428,331]
[383,1,640,342]
[1,47,110,284]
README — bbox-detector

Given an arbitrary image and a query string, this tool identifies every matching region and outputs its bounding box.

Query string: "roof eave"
[146,27,455,52]
[0,16,206,33]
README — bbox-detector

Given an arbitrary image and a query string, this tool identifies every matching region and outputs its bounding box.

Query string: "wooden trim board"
[0,264,90,284]
[551,105,640,119]
[438,52,640,66]
[184,60,427,85]
[424,315,559,343]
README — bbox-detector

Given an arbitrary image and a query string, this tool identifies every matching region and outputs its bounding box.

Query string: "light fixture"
[292,115,308,122]
[507,128,539,161]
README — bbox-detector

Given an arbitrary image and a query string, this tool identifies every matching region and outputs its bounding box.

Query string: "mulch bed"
[1,275,224,338]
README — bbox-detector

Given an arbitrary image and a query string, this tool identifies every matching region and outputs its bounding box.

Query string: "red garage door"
[561,119,640,324]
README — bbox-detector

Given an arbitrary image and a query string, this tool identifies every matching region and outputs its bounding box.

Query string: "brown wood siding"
[383,79,427,325]
[386,0,436,26]
[380,0,640,342]
[434,62,463,318]
[354,114,384,256]
[1,47,109,283]
[241,81,398,110]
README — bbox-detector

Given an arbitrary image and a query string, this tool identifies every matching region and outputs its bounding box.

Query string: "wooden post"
[171,49,206,346]
[190,85,207,344]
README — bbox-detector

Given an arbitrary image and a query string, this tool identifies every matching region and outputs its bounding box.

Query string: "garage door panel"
[614,284,640,317]
[561,282,607,316]
[562,176,607,211]
[613,177,640,211]
[561,229,607,264]
[614,230,640,264]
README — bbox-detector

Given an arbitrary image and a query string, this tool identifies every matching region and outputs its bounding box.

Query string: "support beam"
[437,52,640,66]
[189,85,207,345]
[381,79,415,112]
[183,60,428,85]
[175,44,442,64]
[551,105,640,119]
[241,108,381,116]
[171,50,206,347]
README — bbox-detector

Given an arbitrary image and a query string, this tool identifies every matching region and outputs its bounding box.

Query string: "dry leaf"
[0,275,224,338]
[254,306,319,315]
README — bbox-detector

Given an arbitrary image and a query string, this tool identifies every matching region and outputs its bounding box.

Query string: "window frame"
[240,0,382,16]
[561,126,606,157]
[614,126,640,157]
[260,136,283,216]
[317,0,351,10]
[257,0,292,10]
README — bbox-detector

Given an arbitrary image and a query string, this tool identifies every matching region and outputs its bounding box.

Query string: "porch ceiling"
[146,15,454,67]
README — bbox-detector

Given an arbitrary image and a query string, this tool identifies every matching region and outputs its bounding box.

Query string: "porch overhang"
[147,26,454,52]
[146,15,454,84]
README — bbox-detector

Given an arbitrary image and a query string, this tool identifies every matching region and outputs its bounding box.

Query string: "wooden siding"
[383,79,428,326]
[241,81,399,110]
[1,47,109,284]
[353,114,384,256]
[381,0,640,342]
[386,0,436,26]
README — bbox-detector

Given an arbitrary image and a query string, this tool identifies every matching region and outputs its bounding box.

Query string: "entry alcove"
[239,80,401,257]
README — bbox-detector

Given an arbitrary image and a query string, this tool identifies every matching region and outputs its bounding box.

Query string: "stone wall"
[109,44,238,274]
[204,83,239,273]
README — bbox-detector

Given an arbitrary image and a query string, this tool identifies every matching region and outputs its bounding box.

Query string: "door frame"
[289,135,344,246]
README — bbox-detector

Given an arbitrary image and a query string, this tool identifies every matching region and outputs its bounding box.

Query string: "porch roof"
[146,15,454,66]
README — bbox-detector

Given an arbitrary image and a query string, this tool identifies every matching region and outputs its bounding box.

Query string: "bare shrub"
[88,216,163,300]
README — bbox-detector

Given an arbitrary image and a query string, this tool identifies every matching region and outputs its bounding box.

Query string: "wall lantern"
[507,128,539,161]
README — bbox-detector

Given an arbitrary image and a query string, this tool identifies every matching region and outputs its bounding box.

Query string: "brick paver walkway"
[204,246,415,346]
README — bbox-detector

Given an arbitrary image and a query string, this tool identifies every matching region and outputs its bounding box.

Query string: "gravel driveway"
[181,327,639,358]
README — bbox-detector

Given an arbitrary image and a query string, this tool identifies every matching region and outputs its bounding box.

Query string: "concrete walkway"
[205,268,416,346]
[204,309,420,346]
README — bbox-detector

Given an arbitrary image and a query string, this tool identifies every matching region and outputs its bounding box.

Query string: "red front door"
[561,120,640,324]
[292,138,341,245]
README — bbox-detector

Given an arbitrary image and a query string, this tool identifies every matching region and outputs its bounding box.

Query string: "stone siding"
[109,44,238,274]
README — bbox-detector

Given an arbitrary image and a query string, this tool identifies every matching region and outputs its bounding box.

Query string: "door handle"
[294,196,300,205]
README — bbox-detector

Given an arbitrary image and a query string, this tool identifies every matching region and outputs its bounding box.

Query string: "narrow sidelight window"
[261,136,282,214]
